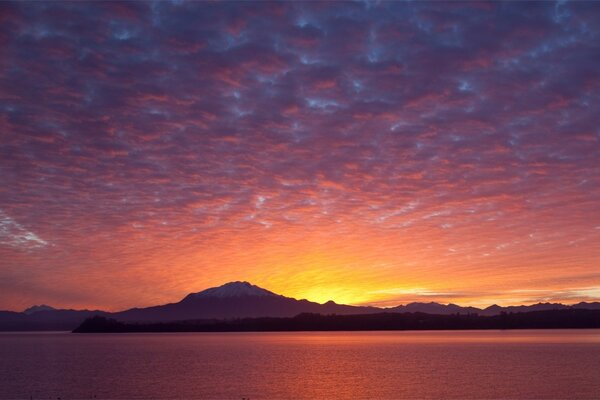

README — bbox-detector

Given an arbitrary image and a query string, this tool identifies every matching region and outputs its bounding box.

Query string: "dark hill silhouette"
[74,309,600,333]
[1,281,599,331]
[0,309,108,331]
[389,302,481,315]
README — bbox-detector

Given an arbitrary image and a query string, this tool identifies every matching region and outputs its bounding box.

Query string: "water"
[1,330,599,399]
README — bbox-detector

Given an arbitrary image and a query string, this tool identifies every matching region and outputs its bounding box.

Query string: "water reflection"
[0,330,598,399]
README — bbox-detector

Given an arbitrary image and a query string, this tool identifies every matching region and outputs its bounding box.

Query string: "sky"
[1,1,599,312]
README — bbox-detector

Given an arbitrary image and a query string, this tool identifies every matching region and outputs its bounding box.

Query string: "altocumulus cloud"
[0,1,599,310]
[0,210,48,249]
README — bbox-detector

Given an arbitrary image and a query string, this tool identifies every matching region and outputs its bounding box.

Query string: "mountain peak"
[185,281,279,300]
[485,304,501,310]
[23,304,56,314]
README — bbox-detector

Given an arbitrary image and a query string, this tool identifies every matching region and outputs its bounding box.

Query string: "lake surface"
[1,330,599,399]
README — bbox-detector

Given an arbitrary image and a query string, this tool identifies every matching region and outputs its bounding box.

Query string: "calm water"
[1,330,599,399]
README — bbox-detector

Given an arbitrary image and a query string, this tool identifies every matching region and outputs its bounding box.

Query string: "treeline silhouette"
[73,309,600,333]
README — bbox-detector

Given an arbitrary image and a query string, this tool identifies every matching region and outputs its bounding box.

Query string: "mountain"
[23,304,56,314]
[1,281,599,331]
[184,281,278,299]
[113,281,379,322]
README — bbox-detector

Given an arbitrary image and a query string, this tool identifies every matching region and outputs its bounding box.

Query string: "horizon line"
[6,280,600,313]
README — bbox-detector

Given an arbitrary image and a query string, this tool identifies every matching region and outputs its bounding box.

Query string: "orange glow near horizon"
[1,2,599,312]
[3,213,598,312]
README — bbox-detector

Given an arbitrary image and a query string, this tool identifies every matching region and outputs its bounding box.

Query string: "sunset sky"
[1,1,599,312]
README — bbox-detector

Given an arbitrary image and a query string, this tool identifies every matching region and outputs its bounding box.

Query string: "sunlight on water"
[1,330,599,399]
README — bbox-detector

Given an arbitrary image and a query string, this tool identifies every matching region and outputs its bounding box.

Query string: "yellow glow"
[6,211,598,312]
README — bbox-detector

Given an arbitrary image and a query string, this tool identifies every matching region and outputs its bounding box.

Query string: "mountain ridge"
[2,281,599,331]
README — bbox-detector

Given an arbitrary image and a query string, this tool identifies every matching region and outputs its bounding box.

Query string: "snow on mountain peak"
[23,304,56,314]
[187,281,278,299]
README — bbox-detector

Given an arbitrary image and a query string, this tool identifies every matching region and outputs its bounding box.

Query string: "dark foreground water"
[0,330,599,399]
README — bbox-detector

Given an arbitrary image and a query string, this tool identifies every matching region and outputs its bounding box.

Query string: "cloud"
[0,209,48,249]
[0,1,599,310]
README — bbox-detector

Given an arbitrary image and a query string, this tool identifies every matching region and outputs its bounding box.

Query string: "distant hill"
[388,302,481,315]
[1,281,599,331]
[388,301,600,316]
[0,309,108,331]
